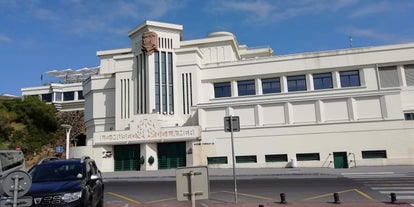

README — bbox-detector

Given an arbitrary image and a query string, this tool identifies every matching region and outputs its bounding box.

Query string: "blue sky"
[1,0,414,96]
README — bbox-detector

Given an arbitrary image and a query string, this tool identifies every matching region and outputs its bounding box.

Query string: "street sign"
[2,170,32,197]
[224,116,240,132]
[56,146,63,154]
[176,166,209,202]
[1,170,33,207]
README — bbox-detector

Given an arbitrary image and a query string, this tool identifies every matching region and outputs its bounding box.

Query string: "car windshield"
[29,163,85,182]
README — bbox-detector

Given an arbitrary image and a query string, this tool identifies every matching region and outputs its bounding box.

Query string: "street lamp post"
[61,124,72,159]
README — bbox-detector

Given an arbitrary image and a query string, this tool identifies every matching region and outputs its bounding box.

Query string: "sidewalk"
[102,165,414,180]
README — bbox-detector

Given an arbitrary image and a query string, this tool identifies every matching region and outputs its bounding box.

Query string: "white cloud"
[0,35,12,44]
[2,0,187,36]
[212,0,275,22]
[349,1,391,18]
[349,1,414,18]
[342,27,397,42]
[208,0,358,24]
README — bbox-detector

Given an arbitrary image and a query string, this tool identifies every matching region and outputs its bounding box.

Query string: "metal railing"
[321,153,332,168]
[348,152,357,168]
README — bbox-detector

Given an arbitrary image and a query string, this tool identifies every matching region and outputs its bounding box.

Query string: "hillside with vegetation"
[0,96,66,168]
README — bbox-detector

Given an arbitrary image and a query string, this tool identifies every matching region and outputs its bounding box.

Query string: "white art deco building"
[41,21,414,172]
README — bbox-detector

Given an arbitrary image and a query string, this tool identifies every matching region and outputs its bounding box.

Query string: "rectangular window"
[237,80,255,96]
[340,70,360,87]
[404,113,414,120]
[265,154,288,162]
[362,150,387,159]
[63,91,74,101]
[207,156,228,164]
[78,91,84,100]
[41,93,52,102]
[236,155,257,163]
[168,52,174,114]
[296,153,320,161]
[313,73,333,90]
[379,66,399,88]
[214,82,231,98]
[161,52,167,113]
[155,52,160,113]
[287,75,306,92]
[262,78,281,94]
[405,64,414,86]
[55,92,62,101]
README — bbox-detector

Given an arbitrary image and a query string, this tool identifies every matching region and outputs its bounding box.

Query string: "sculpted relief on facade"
[141,31,158,56]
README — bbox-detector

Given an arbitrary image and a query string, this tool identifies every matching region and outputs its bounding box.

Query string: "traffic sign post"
[176,166,209,207]
[0,170,33,207]
[224,115,240,203]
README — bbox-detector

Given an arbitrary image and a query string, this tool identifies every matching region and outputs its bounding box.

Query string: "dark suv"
[26,156,104,207]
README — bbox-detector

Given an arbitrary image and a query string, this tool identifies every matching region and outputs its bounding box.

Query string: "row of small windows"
[214,70,360,98]
[39,91,84,103]
[207,150,387,164]
[378,64,414,88]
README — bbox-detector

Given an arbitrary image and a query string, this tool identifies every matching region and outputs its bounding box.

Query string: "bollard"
[333,192,340,204]
[280,193,287,204]
[390,192,396,203]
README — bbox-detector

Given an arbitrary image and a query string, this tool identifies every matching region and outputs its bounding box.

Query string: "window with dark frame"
[78,91,84,100]
[265,154,288,162]
[404,113,414,120]
[340,70,360,87]
[236,155,257,163]
[41,93,52,102]
[296,153,320,161]
[214,82,231,98]
[362,150,387,159]
[287,75,306,92]
[63,91,74,101]
[207,156,228,164]
[262,78,281,94]
[313,73,333,90]
[237,80,256,96]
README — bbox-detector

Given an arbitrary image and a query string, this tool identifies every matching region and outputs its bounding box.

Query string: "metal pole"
[190,171,195,207]
[230,115,238,203]
[61,124,72,159]
[66,128,70,159]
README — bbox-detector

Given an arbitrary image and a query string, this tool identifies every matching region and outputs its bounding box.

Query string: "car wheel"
[96,195,104,207]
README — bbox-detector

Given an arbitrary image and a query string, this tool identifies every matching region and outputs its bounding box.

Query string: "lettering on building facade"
[96,119,200,144]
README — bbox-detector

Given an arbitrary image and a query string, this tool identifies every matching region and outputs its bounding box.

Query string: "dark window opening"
[362,150,387,159]
[236,155,257,163]
[214,82,231,98]
[265,154,288,162]
[207,156,228,164]
[313,73,333,89]
[262,78,281,94]
[340,70,360,87]
[63,91,75,101]
[288,75,306,92]
[238,80,256,96]
[404,113,414,120]
[296,153,320,161]
[41,93,52,102]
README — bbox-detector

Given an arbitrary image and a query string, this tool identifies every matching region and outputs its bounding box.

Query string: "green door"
[333,152,348,168]
[157,142,186,169]
[114,144,140,171]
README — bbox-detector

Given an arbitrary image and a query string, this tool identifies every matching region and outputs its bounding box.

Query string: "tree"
[0,97,62,154]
